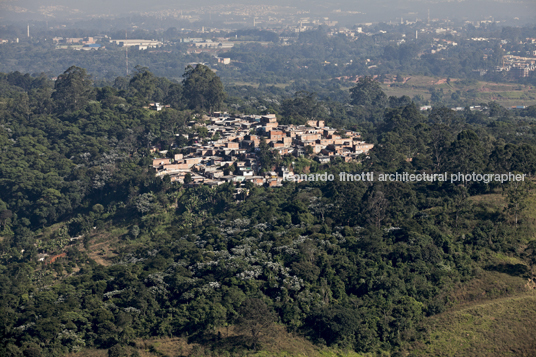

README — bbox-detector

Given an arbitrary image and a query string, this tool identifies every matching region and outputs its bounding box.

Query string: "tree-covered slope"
[2,67,536,357]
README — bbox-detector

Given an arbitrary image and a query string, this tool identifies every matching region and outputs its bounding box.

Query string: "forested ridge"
[1,65,536,356]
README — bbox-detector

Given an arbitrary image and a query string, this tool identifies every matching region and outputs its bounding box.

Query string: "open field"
[67,325,368,357]
[383,75,536,107]
[407,290,536,357]
[225,76,536,108]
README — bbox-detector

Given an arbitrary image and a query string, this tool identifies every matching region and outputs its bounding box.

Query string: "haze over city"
[1,0,535,25]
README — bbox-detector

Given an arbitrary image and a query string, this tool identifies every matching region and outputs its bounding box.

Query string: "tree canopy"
[350,76,388,108]
[182,64,226,112]
[1,66,536,357]
[52,66,95,114]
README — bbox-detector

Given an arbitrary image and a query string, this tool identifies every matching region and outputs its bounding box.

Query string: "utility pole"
[125,30,129,76]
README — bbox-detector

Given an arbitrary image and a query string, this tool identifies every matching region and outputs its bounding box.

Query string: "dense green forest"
[1,65,536,357]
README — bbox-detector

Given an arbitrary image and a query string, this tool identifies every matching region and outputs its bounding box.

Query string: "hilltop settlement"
[151,112,374,187]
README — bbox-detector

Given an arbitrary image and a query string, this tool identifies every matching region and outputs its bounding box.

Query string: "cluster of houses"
[151,113,374,187]
[497,55,536,78]
[427,38,458,54]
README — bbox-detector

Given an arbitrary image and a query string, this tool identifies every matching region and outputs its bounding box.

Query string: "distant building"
[81,44,102,50]
[511,67,531,78]
[152,158,171,167]
[110,39,163,49]
[217,57,231,64]
[180,38,203,43]
[307,120,325,128]
[194,40,234,49]
[66,38,83,44]
[149,102,163,111]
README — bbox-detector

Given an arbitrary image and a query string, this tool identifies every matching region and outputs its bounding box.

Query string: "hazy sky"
[1,0,535,23]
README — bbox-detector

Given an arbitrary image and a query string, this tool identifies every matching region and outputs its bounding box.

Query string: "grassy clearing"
[383,75,536,107]
[407,290,536,357]
[469,190,536,238]
[67,325,368,357]
[78,230,123,266]
[523,194,536,225]
[447,270,529,306]
[65,351,107,357]
[469,193,507,210]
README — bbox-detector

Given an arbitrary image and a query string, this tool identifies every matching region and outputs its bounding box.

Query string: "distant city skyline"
[0,0,534,24]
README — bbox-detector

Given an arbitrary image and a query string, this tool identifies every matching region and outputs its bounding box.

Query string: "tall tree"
[164,83,184,108]
[281,91,326,125]
[182,64,226,113]
[349,76,387,108]
[258,138,278,172]
[505,181,532,228]
[52,66,95,114]
[428,107,464,172]
[237,298,276,350]
[447,130,486,176]
[128,66,158,101]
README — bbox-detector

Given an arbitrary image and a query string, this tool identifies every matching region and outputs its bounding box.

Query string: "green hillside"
[3,67,536,357]
[408,289,536,357]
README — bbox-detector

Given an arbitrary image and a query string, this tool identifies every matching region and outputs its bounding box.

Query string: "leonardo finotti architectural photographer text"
[283,172,527,184]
